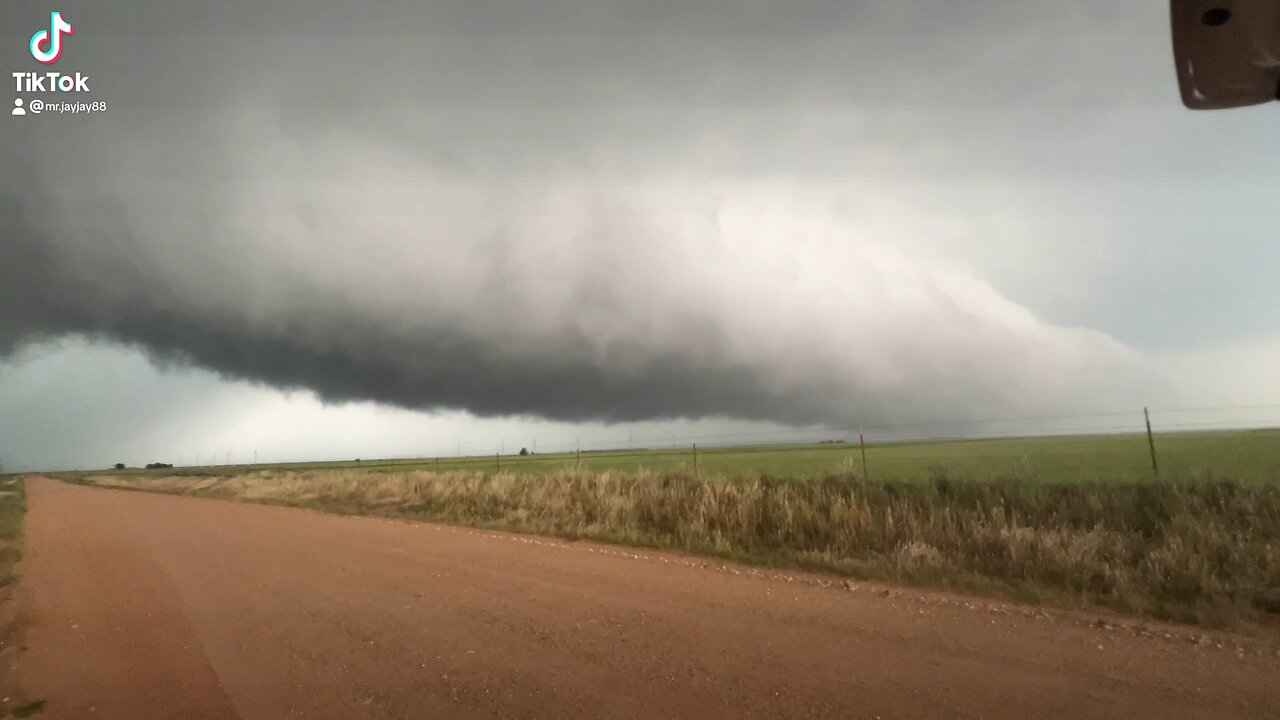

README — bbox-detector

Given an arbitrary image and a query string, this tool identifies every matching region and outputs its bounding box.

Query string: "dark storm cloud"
[1,0,1168,427]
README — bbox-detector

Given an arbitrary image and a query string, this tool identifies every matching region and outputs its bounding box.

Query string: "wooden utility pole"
[859,427,869,481]
[1144,407,1159,477]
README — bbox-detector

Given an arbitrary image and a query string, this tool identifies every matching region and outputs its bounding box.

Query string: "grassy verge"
[76,469,1280,626]
[0,476,34,719]
[0,477,25,591]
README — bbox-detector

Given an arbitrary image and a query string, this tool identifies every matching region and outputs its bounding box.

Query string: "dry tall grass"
[87,469,1280,625]
[0,477,24,589]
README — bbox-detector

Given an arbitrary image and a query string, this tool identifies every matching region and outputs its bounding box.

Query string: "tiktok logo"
[30,12,74,65]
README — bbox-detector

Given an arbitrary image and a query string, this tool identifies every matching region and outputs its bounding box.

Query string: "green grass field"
[106,428,1280,484]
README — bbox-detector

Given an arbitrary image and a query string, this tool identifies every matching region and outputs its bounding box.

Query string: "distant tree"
[114,463,126,470]
[519,447,530,456]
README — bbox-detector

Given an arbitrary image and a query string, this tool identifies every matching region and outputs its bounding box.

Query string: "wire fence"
[168,403,1280,484]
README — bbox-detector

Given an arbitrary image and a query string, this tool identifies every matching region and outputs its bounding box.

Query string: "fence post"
[693,443,699,476]
[435,456,439,473]
[1144,407,1159,477]
[496,451,500,474]
[859,427,869,481]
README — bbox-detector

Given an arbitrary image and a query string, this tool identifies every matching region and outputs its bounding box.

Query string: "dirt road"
[8,477,1279,719]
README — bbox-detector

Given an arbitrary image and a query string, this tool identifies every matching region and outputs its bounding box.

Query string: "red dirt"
[6,477,1280,719]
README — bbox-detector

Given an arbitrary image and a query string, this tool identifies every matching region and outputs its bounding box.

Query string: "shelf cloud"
[1,0,1160,429]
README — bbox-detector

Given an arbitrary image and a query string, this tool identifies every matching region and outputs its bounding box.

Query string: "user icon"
[11,98,25,116]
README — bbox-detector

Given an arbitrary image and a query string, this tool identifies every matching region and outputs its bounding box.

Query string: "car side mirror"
[1172,0,1280,108]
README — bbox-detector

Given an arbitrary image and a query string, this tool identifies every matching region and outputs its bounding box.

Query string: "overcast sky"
[2,1,1278,471]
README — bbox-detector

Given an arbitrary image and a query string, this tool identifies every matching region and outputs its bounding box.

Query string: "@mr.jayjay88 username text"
[25,99,107,114]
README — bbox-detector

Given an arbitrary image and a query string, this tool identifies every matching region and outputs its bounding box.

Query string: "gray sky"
[2,0,1278,471]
